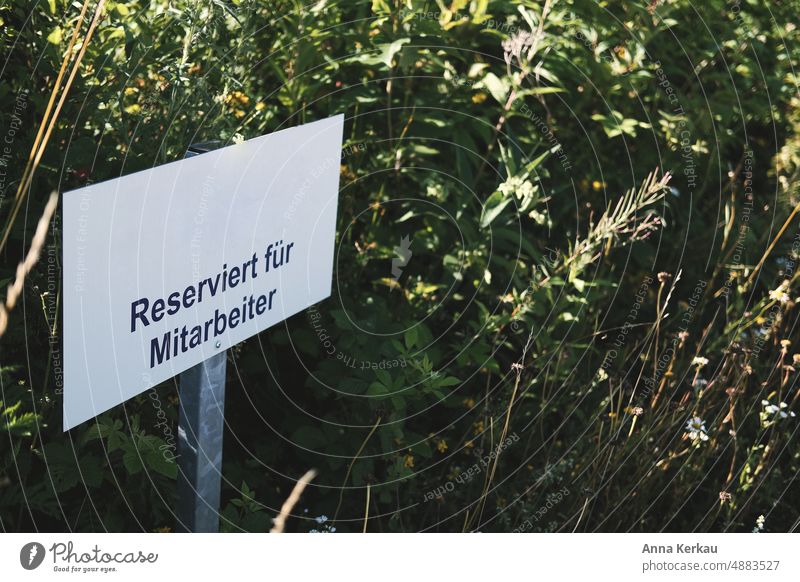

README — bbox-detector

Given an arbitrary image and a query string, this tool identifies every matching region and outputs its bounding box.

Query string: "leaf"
[46,26,62,45]
[360,38,410,68]
[367,382,389,396]
[479,73,509,104]
[122,448,144,475]
[375,368,391,387]
[480,191,512,228]
[435,376,461,387]
[592,111,640,138]
[404,326,418,349]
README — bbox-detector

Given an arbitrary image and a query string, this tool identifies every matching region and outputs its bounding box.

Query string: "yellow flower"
[403,453,414,468]
[225,90,250,107]
[473,420,485,435]
[437,439,448,453]
[592,180,604,191]
[472,93,487,104]
[255,102,266,111]
[463,397,476,408]
[153,526,171,533]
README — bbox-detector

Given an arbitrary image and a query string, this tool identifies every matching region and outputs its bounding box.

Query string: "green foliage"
[1,0,800,532]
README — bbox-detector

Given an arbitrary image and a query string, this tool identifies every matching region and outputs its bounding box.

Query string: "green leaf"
[122,448,143,475]
[46,26,62,45]
[360,38,410,68]
[404,326,418,349]
[367,382,389,396]
[479,73,509,104]
[480,191,512,228]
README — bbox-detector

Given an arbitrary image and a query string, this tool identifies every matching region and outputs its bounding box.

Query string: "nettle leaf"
[367,382,389,397]
[78,454,104,488]
[375,368,392,387]
[122,447,144,475]
[40,443,81,492]
[404,326,419,349]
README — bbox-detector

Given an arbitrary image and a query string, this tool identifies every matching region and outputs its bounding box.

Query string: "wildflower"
[761,400,795,419]
[769,281,790,304]
[793,354,800,365]
[314,514,328,524]
[596,368,609,382]
[718,491,732,503]
[437,440,448,453]
[685,416,709,441]
[631,406,644,416]
[657,271,672,283]
[472,93,487,104]
[502,30,540,65]
[225,90,250,107]
[403,453,415,468]
[752,515,766,532]
[463,397,476,408]
[692,356,709,369]
[498,176,537,209]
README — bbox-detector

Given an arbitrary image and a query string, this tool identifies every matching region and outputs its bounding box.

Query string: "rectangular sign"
[63,115,344,430]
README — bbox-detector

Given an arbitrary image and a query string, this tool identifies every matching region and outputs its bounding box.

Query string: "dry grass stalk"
[0,192,59,337]
[270,469,317,533]
[0,0,105,252]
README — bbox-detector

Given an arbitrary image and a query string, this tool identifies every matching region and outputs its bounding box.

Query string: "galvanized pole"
[176,142,226,533]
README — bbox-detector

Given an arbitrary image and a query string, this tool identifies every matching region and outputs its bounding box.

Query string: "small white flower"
[692,356,709,368]
[762,400,796,419]
[685,416,709,441]
[769,281,791,304]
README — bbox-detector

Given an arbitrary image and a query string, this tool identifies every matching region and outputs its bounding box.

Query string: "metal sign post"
[176,142,226,533]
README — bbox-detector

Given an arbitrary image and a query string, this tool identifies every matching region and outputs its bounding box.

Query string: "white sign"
[63,115,344,430]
